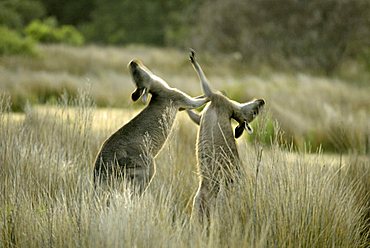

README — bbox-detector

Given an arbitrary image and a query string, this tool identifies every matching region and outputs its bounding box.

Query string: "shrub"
[0,25,36,56]
[55,25,84,46]
[25,17,84,46]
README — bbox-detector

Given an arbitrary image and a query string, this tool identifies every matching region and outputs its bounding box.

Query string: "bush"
[25,17,84,46]
[56,25,84,46]
[0,26,36,56]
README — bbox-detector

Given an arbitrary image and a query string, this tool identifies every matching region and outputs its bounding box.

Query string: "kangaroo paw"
[189,49,196,63]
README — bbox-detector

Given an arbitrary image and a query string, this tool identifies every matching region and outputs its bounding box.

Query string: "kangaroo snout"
[256,99,265,107]
[253,99,265,116]
[128,60,148,78]
[128,59,140,69]
[128,60,143,80]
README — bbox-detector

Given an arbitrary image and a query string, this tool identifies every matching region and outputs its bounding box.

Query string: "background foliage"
[0,0,45,30]
[1,0,369,73]
[192,0,370,74]
[25,17,84,46]
[0,25,36,55]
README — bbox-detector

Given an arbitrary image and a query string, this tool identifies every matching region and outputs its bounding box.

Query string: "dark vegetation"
[1,0,369,75]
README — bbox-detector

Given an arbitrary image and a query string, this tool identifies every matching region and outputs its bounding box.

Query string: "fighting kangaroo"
[94,58,208,194]
[187,51,265,219]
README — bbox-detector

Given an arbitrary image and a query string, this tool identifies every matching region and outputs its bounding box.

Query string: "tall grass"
[1,93,369,247]
[1,45,369,153]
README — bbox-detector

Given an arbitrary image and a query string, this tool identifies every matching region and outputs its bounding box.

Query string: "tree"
[0,0,45,30]
[85,0,197,45]
[192,0,370,73]
[38,0,94,25]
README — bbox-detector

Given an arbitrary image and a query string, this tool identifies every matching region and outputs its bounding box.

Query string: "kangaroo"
[187,51,265,219]
[94,59,208,194]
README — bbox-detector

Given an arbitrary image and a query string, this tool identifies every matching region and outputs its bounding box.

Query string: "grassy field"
[1,44,369,153]
[0,45,369,247]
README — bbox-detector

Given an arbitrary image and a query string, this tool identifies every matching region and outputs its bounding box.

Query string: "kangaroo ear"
[245,122,253,134]
[141,88,148,103]
[131,88,143,101]
[234,123,245,138]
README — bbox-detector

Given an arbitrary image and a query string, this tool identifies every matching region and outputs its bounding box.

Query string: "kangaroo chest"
[197,107,239,167]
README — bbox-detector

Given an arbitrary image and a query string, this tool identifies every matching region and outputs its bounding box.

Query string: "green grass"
[0,93,369,247]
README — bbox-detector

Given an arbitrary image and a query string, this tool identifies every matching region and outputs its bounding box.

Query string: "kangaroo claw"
[189,49,196,63]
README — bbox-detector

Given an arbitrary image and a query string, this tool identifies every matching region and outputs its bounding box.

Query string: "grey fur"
[94,59,208,193]
[187,51,265,219]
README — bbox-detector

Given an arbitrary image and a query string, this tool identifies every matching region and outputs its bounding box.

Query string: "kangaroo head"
[128,59,167,103]
[128,58,209,109]
[232,99,265,138]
